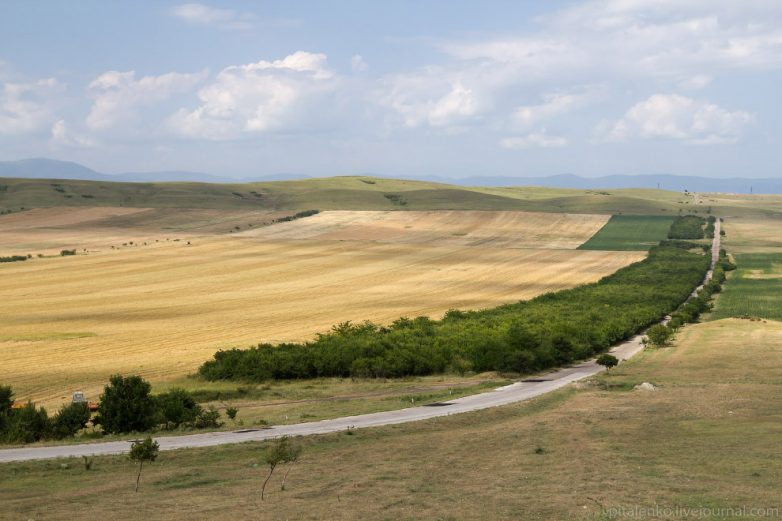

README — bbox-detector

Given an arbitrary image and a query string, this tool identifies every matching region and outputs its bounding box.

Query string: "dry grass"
[721,216,782,253]
[0,206,286,256]
[0,209,641,408]
[239,210,610,249]
[2,319,780,520]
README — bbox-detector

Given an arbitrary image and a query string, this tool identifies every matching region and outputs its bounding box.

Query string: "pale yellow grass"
[721,215,782,253]
[238,210,610,249]
[0,206,283,256]
[0,236,642,408]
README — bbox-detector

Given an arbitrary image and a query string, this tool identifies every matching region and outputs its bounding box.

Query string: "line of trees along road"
[199,229,711,382]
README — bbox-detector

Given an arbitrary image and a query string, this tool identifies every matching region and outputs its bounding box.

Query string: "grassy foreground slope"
[2,319,779,520]
[4,175,782,216]
[578,215,674,250]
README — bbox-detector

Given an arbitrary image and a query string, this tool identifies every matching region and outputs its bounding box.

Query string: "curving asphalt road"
[0,221,720,463]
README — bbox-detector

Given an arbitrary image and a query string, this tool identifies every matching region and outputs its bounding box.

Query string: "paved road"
[0,224,721,463]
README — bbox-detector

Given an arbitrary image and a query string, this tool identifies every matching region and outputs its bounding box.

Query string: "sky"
[1,0,781,179]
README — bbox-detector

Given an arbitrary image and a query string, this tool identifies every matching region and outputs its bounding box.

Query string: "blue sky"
[1,1,781,178]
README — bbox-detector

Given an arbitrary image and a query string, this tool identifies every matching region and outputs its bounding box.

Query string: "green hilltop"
[1,175,780,217]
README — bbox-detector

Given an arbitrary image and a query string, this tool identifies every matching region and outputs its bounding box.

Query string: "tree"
[51,402,91,439]
[261,436,302,500]
[154,388,201,429]
[596,354,619,371]
[129,436,159,492]
[0,385,13,434]
[94,375,157,434]
[646,324,672,347]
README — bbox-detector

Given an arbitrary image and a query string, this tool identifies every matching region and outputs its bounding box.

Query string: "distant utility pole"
[750,185,753,194]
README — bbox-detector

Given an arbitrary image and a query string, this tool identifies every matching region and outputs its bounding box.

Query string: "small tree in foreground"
[596,354,619,371]
[261,436,302,500]
[129,436,159,492]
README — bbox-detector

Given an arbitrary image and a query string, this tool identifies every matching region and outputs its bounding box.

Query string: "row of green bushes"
[0,255,28,263]
[0,387,92,444]
[276,209,320,223]
[705,216,717,239]
[647,248,735,344]
[199,241,710,382]
[0,376,223,444]
[668,215,706,240]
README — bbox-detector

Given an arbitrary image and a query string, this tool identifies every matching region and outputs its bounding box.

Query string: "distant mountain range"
[1,158,780,194]
[0,158,306,184]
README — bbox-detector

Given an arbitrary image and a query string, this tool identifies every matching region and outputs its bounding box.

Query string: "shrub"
[226,407,238,421]
[646,324,672,347]
[50,402,91,439]
[2,403,50,443]
[193,406,222,429]
[668,215,705,240]
[596,354,619,370]
[154,388,202,429]
[94,375,157,434]
[0,255,28,263]
[60,249,76,256]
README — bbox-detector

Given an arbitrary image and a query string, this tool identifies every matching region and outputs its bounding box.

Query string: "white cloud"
[171,3,254,30]
[50,119,94,147]
[678,74,712,90]
[87,70,206,129]
[380,71,488,129]
[597,94,753,145]
[500,131,568,149]
[513,87,603,128]
[441,1,782,83]
[428,82,479,127]
[351,55,368,72]
[170,51,337,139]
[0,78,62,136]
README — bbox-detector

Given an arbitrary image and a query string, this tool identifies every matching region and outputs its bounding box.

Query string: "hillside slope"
[2,175,781,216]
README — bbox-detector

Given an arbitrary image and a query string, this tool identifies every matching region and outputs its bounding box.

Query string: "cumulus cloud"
[597,94,753,145]
[171,3,254,30]
[50,119,94,147]
[351,55,368,72]
[500,131,568,149]
[441,1,782,83]
[170,51,337,139]
[87,69,206,129]
[0,78,62,135]
[380,71,488,130]
[513,87,603,128]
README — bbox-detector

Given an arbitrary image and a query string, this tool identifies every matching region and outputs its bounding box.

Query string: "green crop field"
[710,252,782,321]
[577,214,675,250]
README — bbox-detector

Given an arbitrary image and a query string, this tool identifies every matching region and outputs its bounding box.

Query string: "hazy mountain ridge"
[1,158,780,193]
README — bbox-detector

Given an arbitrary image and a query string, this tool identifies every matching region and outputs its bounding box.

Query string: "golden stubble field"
[0,208,645,407]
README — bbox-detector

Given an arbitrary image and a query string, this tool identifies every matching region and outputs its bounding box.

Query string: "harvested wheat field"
[0,209,643,407]
[0,206,285,256]
[238,210,610,249]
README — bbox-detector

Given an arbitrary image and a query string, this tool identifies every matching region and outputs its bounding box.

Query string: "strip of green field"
[577,214,675,251]
[711,253,782,321]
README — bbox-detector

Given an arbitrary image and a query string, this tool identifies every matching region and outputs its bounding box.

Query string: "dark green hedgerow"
[668,215,706,240]
[199,244,710,382]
